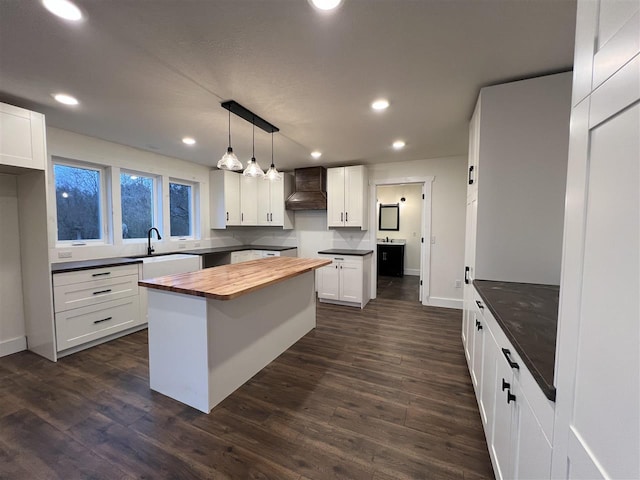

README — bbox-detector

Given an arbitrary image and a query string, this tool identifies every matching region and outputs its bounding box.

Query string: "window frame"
[119,169,162,242]
[168,178,198,240]
[52,157,110,246]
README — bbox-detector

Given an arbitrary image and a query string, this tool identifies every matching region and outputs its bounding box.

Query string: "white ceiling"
[0,0,576,171]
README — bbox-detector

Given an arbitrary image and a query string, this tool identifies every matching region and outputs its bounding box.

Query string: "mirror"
[379,203,400,231]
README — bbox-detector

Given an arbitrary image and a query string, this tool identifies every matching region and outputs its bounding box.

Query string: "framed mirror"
[379,203,400,231]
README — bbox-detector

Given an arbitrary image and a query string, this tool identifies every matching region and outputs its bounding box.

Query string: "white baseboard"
[0,336,27,357]
[427,296,463,310]
[404,269,420,276]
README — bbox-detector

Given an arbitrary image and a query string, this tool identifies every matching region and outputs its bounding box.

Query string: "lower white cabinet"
[52,263,144,356]
[316,253,372,309]
[464,286,554,479]
[230,248,298,264]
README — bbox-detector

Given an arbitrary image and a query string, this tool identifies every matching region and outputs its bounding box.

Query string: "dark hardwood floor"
[0,296,493,479]
[377,275,421,302]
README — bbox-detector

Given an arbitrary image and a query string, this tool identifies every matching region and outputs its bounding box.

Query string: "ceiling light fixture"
[42,0,83,21]
[393,140,406,150]
[310,0,343,11]
[243,121,265,178]
[217,108,242,171]
[52,93,79,105]
[264,132,282,181]
[371,99,390,111]
[182,137,196,145]
[311,151,322,159]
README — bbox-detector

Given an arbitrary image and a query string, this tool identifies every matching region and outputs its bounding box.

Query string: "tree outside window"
[54,164,102,241]
[121,173,154,239]
[169,182,192,237]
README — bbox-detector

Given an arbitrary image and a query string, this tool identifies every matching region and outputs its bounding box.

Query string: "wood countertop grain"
[138,256,331,301]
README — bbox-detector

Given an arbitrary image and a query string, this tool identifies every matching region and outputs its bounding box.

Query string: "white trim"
[0,336,27,357]
[369,176,434,306]
[427,297,463,310]
[404,268,420,276]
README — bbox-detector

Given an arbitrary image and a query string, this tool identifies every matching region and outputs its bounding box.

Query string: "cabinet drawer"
[53,264,139,287]
[55,296,141,352]
[53,274,138,313]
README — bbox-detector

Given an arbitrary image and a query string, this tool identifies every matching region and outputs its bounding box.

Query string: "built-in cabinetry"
[464,287,554,480]
[0,103,47,171]
[326,166,368,229]
[551,2,639,478]
[316,251,372,309]
[210,170,294,229]
[52,264,144,353]
[377,243,404,277]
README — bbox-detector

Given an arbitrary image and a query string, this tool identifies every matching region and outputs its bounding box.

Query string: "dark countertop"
[318,249,374,256]
[474,279,559,401]
[51,257,143,274]
[184,245,297,255]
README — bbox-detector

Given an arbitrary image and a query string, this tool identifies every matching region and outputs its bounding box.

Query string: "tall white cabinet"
[327,165,368,229]
[552,1,639,478]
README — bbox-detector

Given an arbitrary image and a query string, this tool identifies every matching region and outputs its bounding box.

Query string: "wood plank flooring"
[0,295,493,479]
[377,275,421,302]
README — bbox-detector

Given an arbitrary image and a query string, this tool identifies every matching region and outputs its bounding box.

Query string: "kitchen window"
[53,161,108,243]
[120,171,160,240]
[169,180,197,238]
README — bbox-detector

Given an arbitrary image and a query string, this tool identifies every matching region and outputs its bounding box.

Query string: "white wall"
[47,128,240,262]
[376,184,423,274]
[0,174,26,355]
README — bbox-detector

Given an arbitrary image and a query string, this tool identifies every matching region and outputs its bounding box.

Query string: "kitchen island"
[138,256,330,413]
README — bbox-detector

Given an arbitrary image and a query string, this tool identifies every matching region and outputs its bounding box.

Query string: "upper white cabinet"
[327,165,368,229]
[210,170,294,229]
[257,174,294,228]
[0,103,47,171]
[463,73,571,287]
[552,1,639,478]
[210,170,241,228]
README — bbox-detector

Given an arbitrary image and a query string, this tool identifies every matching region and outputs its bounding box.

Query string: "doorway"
[368,176,434,306]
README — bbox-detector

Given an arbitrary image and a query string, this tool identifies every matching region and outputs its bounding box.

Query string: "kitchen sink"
[139,254,201,279]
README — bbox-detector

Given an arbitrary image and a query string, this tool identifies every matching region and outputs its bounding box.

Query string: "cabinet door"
[479,320,498,431]
[0,103,46,171]
[326,167,345,227]
[257,179,271,226]
[224,172,241,226]
[339,261,363,304]
[269,176,286,226]
[491,354,515,480]
[467,97,480,199]
[344,166,365,228]
[317,263,340,300]
[240,176,258,225]
[470,308,485,391]
[510,378,552,480]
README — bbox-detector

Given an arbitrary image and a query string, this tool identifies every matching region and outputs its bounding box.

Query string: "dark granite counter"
[52,257,143,274]
[474,279,559,401]
[318,249,374,256]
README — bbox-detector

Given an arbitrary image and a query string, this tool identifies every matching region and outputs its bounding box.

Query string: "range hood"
[285,166,327,210]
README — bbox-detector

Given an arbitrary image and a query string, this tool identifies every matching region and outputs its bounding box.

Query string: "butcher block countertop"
[138,256,331,301]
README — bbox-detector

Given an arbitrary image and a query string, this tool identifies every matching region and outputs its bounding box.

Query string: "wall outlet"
[455,279,462,288]
[58,251,72,259]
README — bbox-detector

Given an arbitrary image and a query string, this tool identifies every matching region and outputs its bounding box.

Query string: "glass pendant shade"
[217,109,243,171]
[243,157,265,177]
[264,132,282,180]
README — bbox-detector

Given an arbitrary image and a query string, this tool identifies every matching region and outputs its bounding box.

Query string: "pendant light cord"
[252,118,255,160]
[271,132,274,166]
[228,109,231,148]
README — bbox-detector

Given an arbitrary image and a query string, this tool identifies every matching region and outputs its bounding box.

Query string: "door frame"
[368,176,434,305]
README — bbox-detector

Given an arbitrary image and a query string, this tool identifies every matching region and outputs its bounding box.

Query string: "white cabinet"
[467,96,480,200]
[210,170,241,228]
[240,176,258,225]
[552,2,640,478]
[326,166,368,229]
[230,250,258,264]
[230,248,297,264]
[316,253,372,308]
[52,264,143,355]
[257,174,294,228]
[0,102,46,172]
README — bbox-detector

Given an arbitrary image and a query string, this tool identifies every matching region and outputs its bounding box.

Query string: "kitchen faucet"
[147,227,162,255]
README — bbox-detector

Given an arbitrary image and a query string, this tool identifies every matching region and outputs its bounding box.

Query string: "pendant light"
[264,132,282,181]
[217,108,243,171]
[243,120,265,177]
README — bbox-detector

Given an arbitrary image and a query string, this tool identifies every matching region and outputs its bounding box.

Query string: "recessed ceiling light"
[182,137,196,145]
[42,0,83,21]
[310,0,343,11]
[311,151,322,159]
[371,99,390,111]
[393,140,406,150]
[52,93,79,105]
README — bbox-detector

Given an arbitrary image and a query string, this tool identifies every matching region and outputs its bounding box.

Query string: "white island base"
[147,271,315,413]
